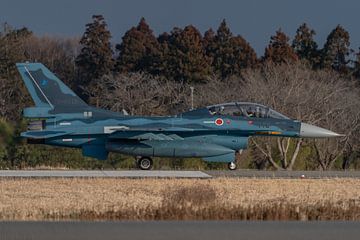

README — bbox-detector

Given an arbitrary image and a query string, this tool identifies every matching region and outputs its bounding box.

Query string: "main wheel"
[228,162,237,170]
[137,157,153,170]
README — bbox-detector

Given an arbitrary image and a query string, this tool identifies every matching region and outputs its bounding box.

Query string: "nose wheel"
[228,162,237,170]
[136,157,153,170]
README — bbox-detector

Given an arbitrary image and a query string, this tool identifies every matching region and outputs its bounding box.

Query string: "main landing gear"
[136,157,153,170]
[227,150,242,170]
[228,162,237,170]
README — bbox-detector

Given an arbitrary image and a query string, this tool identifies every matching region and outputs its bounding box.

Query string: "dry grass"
[0,178,360,221]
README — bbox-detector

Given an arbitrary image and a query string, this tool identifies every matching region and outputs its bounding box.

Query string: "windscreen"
[208,103,289,119]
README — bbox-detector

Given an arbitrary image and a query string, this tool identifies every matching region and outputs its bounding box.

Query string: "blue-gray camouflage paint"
[17,63,301,163]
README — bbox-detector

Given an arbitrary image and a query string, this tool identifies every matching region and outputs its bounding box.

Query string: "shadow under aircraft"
[16,63,343,170]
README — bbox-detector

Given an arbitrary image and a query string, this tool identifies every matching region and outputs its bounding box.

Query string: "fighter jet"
[16,63,343,170]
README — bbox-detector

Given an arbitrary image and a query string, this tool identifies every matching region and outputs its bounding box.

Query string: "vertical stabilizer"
[16,63,88,113]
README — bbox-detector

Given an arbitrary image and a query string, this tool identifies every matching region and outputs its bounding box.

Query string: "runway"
[0,170,360,178]
[0,170,211,178]
[206,170,360,178]
[0,221,359,240]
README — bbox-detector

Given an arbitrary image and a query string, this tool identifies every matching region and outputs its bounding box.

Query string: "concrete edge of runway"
[205,170,360,179]
[0,170,212,179]
[1,170,360,179]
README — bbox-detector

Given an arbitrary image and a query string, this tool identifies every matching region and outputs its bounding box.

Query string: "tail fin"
[16,63,88,113]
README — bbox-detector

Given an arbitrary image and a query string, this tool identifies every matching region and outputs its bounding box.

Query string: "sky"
[0,0,359,55]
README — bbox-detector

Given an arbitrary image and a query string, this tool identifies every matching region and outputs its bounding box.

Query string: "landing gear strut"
[136,157,153,170]
[228,162,237,170]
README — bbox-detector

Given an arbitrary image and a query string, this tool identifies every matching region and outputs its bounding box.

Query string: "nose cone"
[300,123,343,138]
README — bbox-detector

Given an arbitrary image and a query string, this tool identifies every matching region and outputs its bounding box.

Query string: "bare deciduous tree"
[87,73,189,116]
[71,63,360,170]
[193,63,360,170]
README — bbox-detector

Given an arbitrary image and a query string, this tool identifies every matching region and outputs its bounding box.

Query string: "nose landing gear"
[136,157,153,170]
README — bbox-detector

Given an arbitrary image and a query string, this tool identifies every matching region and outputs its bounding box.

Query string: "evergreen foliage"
[203,28,216,64]
[0,25,32,121]
[1,18,360,170]
[115,17,161,74]
[264,29,298,63]
[321,25,350,73]
[76,15,114,85]
[292,23,319,67]
[207,20,257,78]
[355,49,360,79]
[161,25,212,82]
[0,25,32,78]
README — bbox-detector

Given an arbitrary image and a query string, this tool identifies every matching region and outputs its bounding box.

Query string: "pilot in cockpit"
[219,106,225,115]
[247,108,255,117]
[209,107,216,115]
[209,106,225,115]
[209,106,220,115]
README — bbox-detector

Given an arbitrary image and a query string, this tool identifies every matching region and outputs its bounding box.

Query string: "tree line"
[0,15,359,170]
[75,16,360,84]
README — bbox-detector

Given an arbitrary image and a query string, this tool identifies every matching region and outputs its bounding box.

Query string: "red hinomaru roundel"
[215,118,224,126]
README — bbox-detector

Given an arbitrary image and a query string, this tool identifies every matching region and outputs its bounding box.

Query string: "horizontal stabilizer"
[21,130,71,139]
[23,107,54,118]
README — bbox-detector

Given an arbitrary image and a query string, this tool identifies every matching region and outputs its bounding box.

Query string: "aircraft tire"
[228,162,237,170]
[137,157,153,170]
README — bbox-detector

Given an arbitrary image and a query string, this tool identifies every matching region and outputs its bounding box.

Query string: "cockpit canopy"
[207,102,289,119]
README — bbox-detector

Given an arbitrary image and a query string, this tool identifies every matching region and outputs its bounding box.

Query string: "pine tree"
[212,20,234,77]
[115,17,161,74]
[211,20,257,78]
[156,32,171,75]
[203,28,215,49]
[76,15,114,85]
[229,36,258,75]
[203,28,216,66]
[216,19,232,43]
[321,25,350,73]
[264,29,298,64]
[0,25,32,78]
[0,25,33,120]
[292,23,319,67]
[163,25,211,82]
[354,49,360,79]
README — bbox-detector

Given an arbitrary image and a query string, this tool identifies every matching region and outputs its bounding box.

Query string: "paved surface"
[1,170,360,179]
[206,170,360,178]
[0,170,211,178]
[0,221,359,240]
